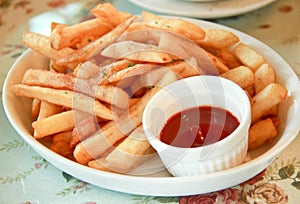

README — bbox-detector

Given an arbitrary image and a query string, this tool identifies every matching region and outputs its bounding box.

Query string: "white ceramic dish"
[128,0,278,19]
[143,76,251,176]
[3,17,300,196]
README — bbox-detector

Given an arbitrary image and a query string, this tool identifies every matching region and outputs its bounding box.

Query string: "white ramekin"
[142,75,251,176]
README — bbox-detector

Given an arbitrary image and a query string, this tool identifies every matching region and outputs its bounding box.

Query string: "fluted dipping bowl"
[142,75,251,177]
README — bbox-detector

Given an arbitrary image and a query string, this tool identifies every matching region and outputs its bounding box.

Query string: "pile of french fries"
[12,3,287,175]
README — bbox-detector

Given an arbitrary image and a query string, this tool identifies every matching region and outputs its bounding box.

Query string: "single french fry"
[12,84,114,120]
[124,50,176,63]
[88,160,117,173]
[220,66,254,89]
[23,32,62,60]
[130,67,173,96]
[101,40,177,63]
[92,126,155,173]
[198,28,240,49]
[263,105,278,117]
[91,3,132,26]
[248,118,277,150]
[50,18,113,50]
[73,61,99,79]
[205,51,229,74]
[141,11,205,42]
[166,60,198,78]
[31,98,41,119]
[37,101,62,118]
[215,49,242,69]
[254,63,276,94]
[32,110,74,138]
[22,69,74,89]
[245,85,255,98]
[50,131,74,159]
[23,32,75,60]
[73,69,178,165]
[107,63,156,83]
[251,83,287,123]
[34,101,63,137]
[55,16,137,65]
[96,59,133,84]
[234,43,266,71]
[70,115,98,148]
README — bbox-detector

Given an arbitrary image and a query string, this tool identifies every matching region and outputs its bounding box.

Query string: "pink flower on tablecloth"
[241,181,288,204]
[179,188,240,204]
[240,170,266,186]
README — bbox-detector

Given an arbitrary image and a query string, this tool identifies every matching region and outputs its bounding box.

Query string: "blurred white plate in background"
[128,0,277,19]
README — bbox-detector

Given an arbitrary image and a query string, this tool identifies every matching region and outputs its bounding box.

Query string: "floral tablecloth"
[0,0,299,203]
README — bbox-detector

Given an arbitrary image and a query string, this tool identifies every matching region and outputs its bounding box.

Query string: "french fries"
[12,84,115,120]
[12,3,288,175]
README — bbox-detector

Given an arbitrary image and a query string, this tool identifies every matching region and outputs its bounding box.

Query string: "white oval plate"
[3,17,300,196]
[128,0,277,19]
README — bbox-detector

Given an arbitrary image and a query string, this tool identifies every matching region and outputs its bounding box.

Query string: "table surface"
[1,0,299,203]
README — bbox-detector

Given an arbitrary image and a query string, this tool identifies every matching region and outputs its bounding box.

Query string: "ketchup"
[160,106,239,148]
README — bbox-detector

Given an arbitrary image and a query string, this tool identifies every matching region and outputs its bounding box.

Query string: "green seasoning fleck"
[102,72,107,77]
[182,114,189,122]
[64,91,68,94]
[146,85,155,89]
[166,25,171,28]
[128,62,135,67]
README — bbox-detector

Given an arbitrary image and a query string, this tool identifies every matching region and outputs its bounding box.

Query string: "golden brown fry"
[96,59,133,84]
[101,40,178,63]
[123,50,176,63]
[141,11,205,42]
[12,84,115,120]
[23,32,64,60]
[70,115,98,148]
[50,131,74,159]
[96,126,155,173]
[248,118,277,150]
[31,98,41,119]
[55,16,137,65]
[88,160,117,173]
[251,83,287,123]
[91,3,132,26]
[205,51,229,74]
[215,49,242,69]
[254,63,276,94]
[166,60,199,78]
[51,18,113,50]
[22,69,74,89]
[198,28,240,49]
[234,43,266,71]
[220,66,254,89]
[73,61,99,79]
[33,101,63,139]
[32,110,75,138]
[107,63,156,83]
[35,101,62,121]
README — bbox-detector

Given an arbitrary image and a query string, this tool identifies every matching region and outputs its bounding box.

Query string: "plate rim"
[128,0,278,19]
[2,17,300,196]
